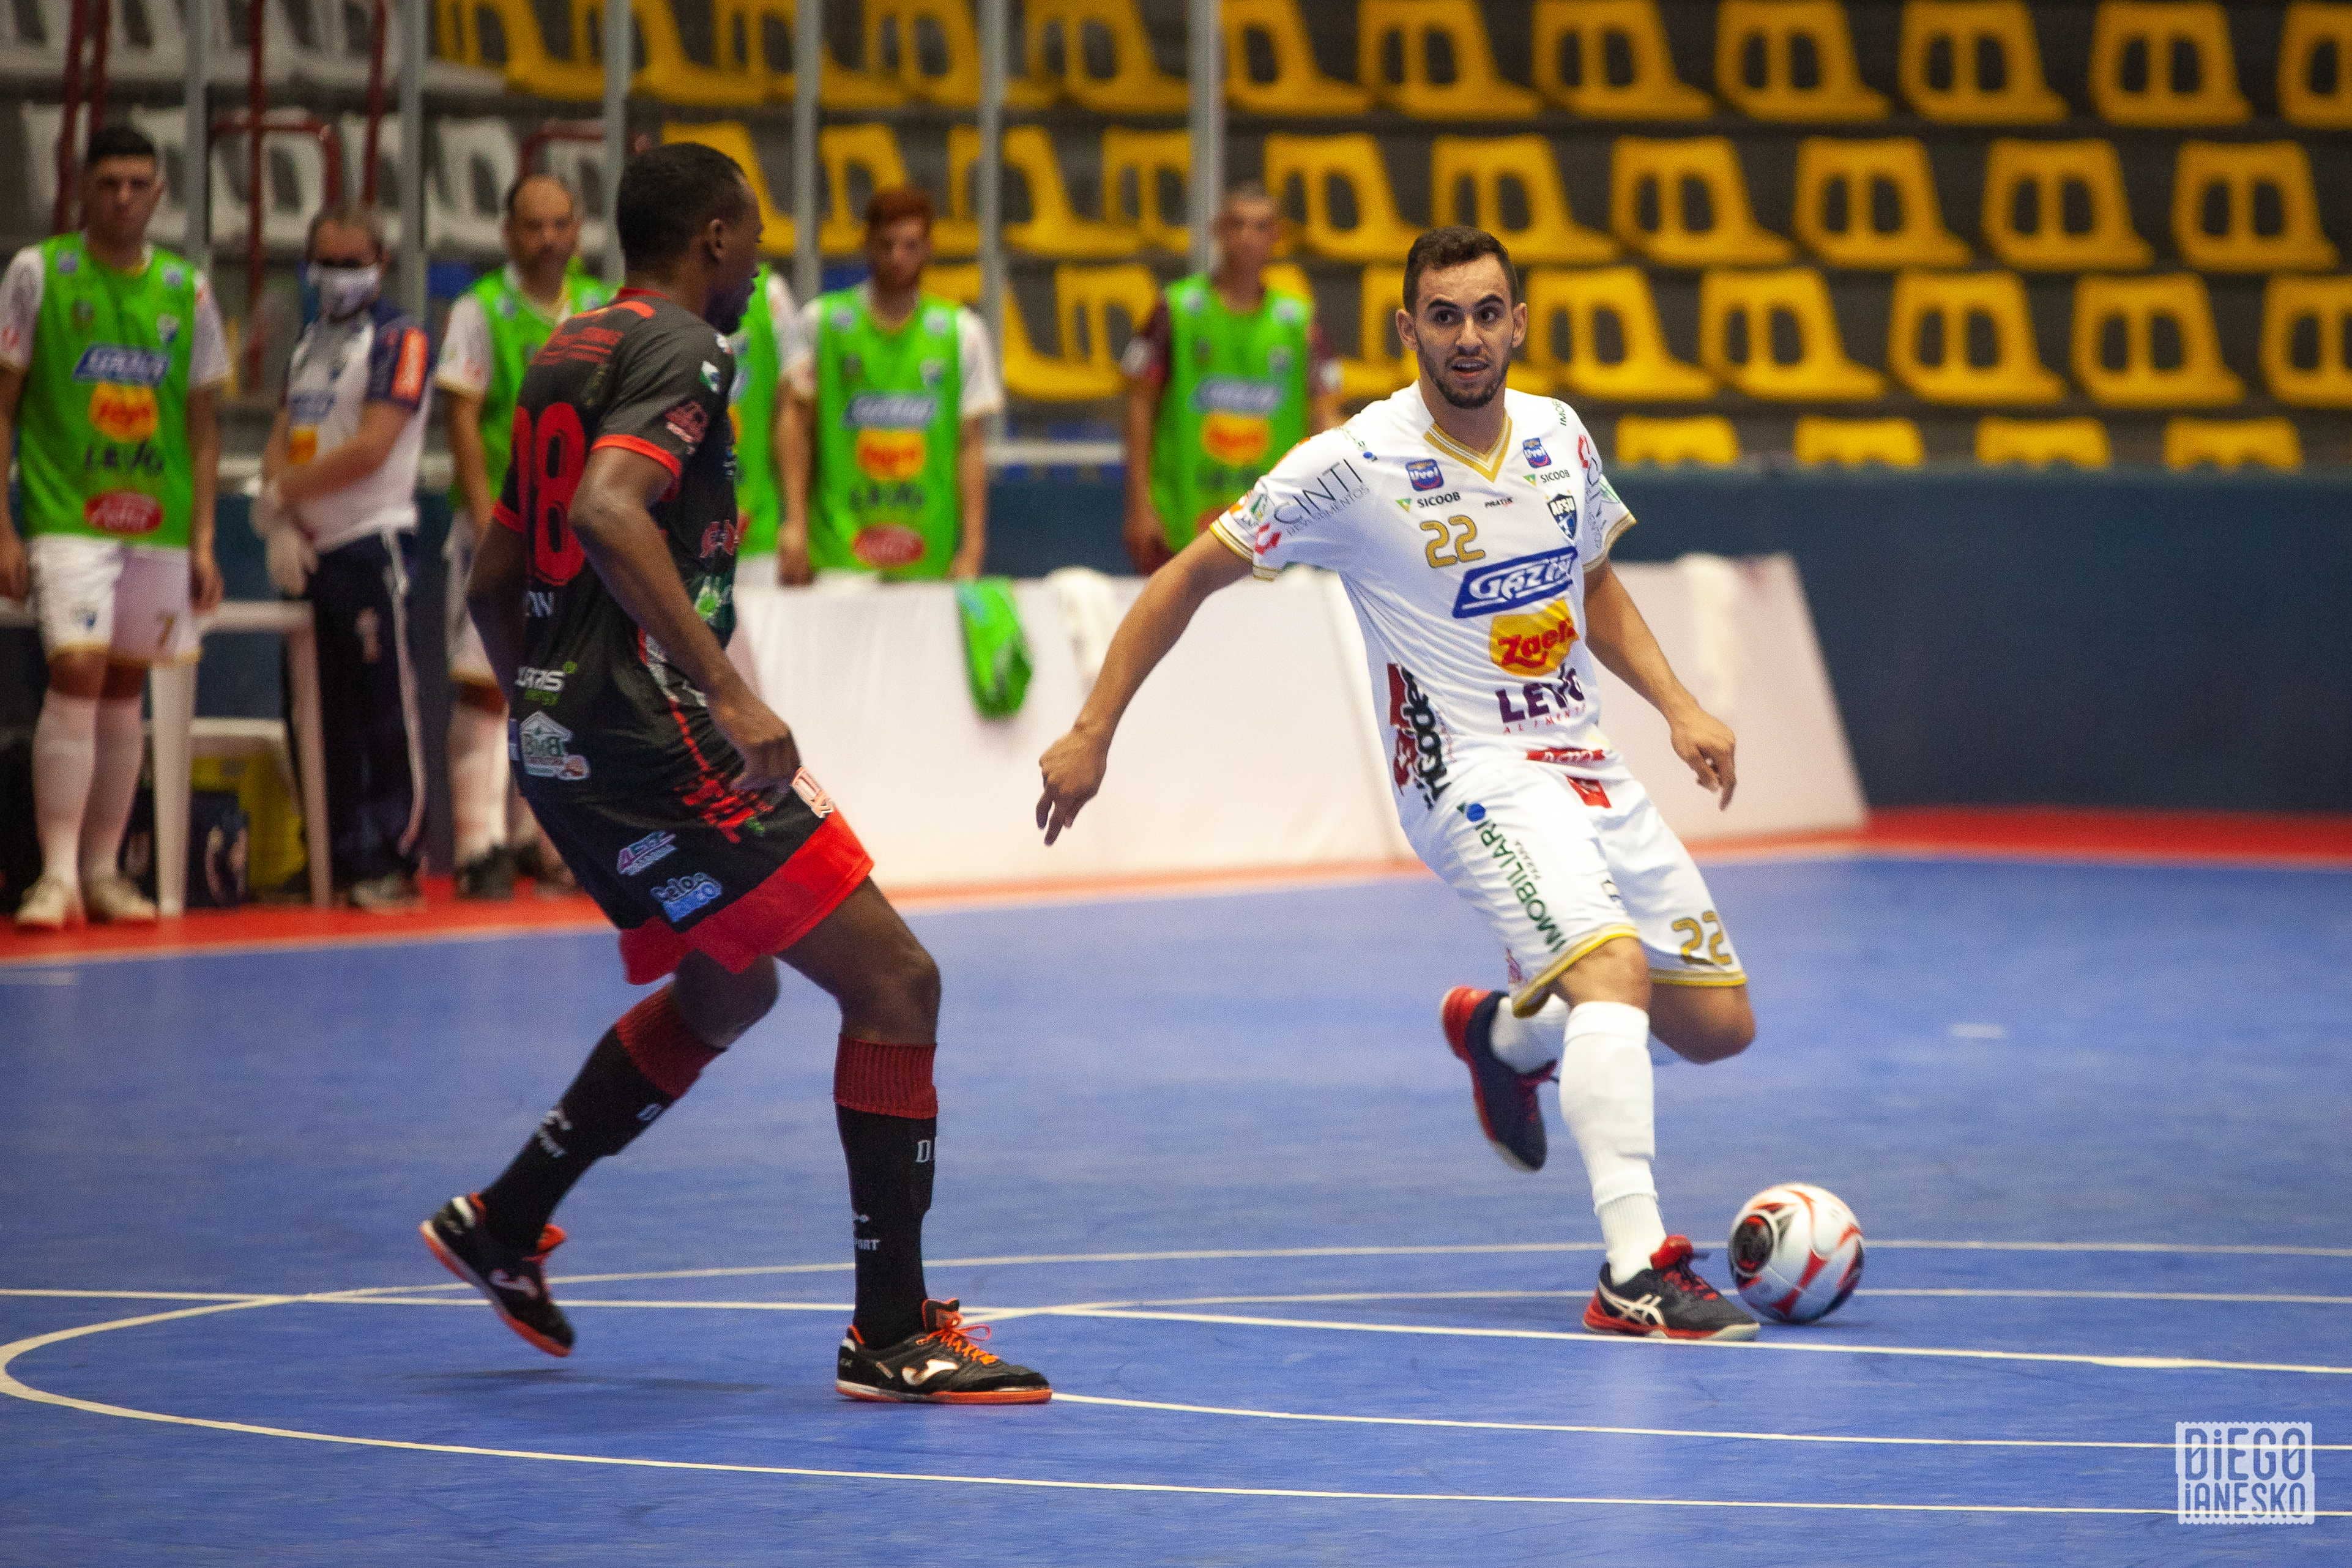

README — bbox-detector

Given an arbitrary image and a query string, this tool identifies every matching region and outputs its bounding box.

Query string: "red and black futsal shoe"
[1583,1235,1760,1342]
[419,1193,576,1358]
[836,1299,1052,1405]
[1440,986,1552,1173]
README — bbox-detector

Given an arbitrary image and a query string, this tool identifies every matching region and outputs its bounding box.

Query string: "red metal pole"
[361,0,387,206]
[86,0,113,139]
[245,0,266,392]
[52,0,90,232]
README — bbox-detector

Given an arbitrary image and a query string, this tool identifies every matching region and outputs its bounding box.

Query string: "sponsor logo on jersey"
[1273,458,1366,525]
[662,398,709,447]
[83,490,162,535]
[1386,663,1451,808]
[791,769,837,818]
[1547,491,1579,540]
[1200,411,1271,466]
[846,392,939,429]
[852,524,928,569]
[1193,377,1284,416]
[1406,458,1444,491]
[1490,600,1578,675]
[1565,776,1612,809]
[653,872,723,921]
[76,344,169,388]
[391,327,429,402]
[1458,807,1566,955]
[525,590,556,617]
[1527,745,1610,766]
[616,830,677,877]
[1451,546,1578,618]
[87,382,160,442]
[515,664,570,705]
[1397,488,1461,513]
[1521,436,1549,469]
[1494,668,1588,730]
[700,360,722,393]
[156,313,180,344]
[699,516,743,559]
[853,427,928,481]
[515,711,591,781]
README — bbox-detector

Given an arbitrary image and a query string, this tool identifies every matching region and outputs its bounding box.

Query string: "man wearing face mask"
[253,206,433,910]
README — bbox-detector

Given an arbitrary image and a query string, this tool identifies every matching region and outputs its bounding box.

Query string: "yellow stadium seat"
[1793,416,1926,466]
[2088,1,2250,125]
[1431,136,1616,266]
[1610,138,1794,267]
[1343,265,1413,401]
[863,0,1050,109]
[1792,138,1970,268]
[436,0,601,99]
[1976,416,2113,465]
[1222,0,1371,116]
[1897,1,2066,122]
[1027,0,1187,113]
[638,0,764,105]
[948,126,1138,260]
[1260,262,1315,302]
[1616,415,1740,466]
[661,122,794,254]
[1100,128,1191,254]
[1887,269,2064,404]
[1715,0,1889,122]
[1262,135,1419,262]
[2162,417,2302,469]
[2261,274,2352,407]
[1357,0,1541,120]
[928,264,1107,402]
[818,123,978,256]
[1052,262,1162,393]
[1981,139,2153,270]
[1522,267,1717,401]
[2280,2,2352,127]
[2071,273,2244,407]
[1700,267,1885,400]
[2172,141,2340,273]
[713,0,907,108]
[1531,0,1713,119]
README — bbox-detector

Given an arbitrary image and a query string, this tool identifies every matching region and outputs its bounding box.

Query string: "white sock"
[1557,1000,1668,1285]
[78,696,146,880]
[448,700,510,864]
[1489,994,1567,1073]
[32,693,99,890]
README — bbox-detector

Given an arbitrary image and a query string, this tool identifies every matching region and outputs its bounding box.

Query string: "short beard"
[1417,346,1506,410]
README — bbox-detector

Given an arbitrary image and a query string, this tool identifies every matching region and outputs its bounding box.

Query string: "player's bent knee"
[1560,935,1651,1011]
[674,951,779,1047]
[1654,987,1754,1063]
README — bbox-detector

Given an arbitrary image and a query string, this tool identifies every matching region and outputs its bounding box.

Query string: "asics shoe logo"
[487,1270,541,1299]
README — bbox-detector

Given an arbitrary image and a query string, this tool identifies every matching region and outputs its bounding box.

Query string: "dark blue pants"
[307,530,424,885]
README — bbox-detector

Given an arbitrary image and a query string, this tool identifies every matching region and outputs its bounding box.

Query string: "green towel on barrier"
[955,578,1032,719]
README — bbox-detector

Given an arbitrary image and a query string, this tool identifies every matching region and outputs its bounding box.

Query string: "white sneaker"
[83,873,158,924]
[12,876,84,930]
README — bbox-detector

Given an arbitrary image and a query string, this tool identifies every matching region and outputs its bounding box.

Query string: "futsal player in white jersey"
[1037,226,1759,1340]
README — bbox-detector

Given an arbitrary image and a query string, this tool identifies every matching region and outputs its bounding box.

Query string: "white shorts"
[1407,755,1746,1017]
[445,512,493,687]
[28,533,197,663]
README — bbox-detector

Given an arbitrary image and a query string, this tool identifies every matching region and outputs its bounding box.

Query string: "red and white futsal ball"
[1727,1183,1865,1324]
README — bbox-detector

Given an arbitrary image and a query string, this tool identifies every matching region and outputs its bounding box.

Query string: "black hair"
[503,172,580,221]
[1402,225,1518,314]
[84,123,158,170]
[616,143,751,272]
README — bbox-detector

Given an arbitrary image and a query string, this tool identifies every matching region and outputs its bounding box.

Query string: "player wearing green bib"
[1120,184,1340,574]
[726,264,803,586]
[435,174,612,897]
[0,125,228,929]
[781,187,1002,583]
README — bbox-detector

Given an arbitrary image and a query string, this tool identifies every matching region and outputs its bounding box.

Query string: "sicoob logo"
[1450,546,1579,619]
[1406,458,1443,491]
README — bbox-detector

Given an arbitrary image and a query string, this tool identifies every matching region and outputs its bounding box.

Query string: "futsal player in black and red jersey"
[419,143,1048,1404]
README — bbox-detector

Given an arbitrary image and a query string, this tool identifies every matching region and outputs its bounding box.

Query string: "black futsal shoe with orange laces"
[1441,986,1552,1173]
[1584,1235,1761,1341]
[836,1299,1052,1404]
[419,1192,576,1358]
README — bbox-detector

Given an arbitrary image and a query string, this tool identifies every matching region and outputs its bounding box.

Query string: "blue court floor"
[2,853,2346,1565]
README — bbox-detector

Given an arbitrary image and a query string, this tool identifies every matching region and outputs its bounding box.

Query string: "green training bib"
[729,266,784,558]
[809,288,963,580]
[1149,273,1314,552]
[448,261,612,514]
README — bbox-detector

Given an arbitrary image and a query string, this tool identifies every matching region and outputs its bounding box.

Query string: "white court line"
[983,1287,2352,1310]
[0,1289,274,1303]
[10,1302,2341,1518]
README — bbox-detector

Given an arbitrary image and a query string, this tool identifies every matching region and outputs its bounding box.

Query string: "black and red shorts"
[529,766,874,985]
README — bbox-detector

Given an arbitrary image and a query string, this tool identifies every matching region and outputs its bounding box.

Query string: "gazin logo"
[1450,546,1579,618]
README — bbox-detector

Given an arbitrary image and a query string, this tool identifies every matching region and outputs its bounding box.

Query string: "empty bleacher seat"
[2261,275,2352,406]
[715,0,910,108]
[663,122,795,255]
[1027,0,1187,113]
[1610,137,1794,267]
[638,0,765,106]
[1700,267,1886,399]
[1343,264,1414,401]
[1101,128,1191,253]
[1975,416,2113,465]
[929,264,1104,402]
[1522,267,1717,401]
[1981,138,2153,270]
[1531,0,1713,119]
[949,126,1138,259]
[2172,141,2340,273]
[1262,134,1419,262]
[1221,0,1372,115]
[1431,136,1616,266]
[1888,269,2064,403]
[819,123,979,256]
[2071,273,2244,406]
[2088,1,2250,125]
[1053,262,1162,393]
[1793,416,1926,465]
[2280,2,2352,127]
[864,0,1049,109]
[1715,0,1890,122]
[2162,417,2303,469]
[1616,415,1740,466]
[1358,0,1541,120]
[436,0,603,100]
[1898,1,2067,122]
[1792,137,1970,268]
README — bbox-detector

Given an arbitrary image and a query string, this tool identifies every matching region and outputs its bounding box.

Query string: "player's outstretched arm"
[570,445,801,790]
[1035,528,1253,844]
[1582,558,1738,809]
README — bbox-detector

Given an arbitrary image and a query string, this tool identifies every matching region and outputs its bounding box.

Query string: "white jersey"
[281,298,431,553]
[1211,386,1636,825]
